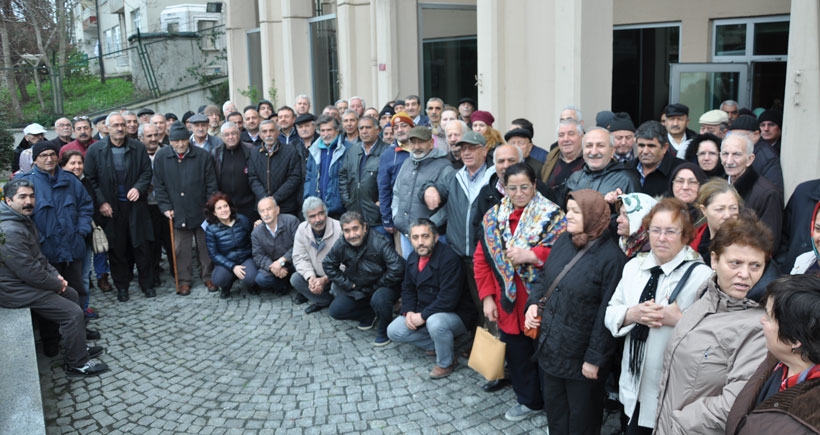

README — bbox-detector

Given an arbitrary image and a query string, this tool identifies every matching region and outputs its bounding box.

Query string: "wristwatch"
[279,259,286,267]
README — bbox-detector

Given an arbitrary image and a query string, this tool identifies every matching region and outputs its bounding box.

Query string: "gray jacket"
[565,159,641,200]
[432,163,494,257]
[391,147,455,235]
[251,214,300,271]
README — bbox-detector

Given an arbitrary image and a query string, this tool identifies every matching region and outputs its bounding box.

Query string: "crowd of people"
[3,94,820,434]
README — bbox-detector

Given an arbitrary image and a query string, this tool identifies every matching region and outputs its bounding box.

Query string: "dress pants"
[148,204,174,279]
[290,273,333,306]
[500,331,543,410]
[255,263,295,293]
[107,200,154,291]
[328,285,398,336]
[540,369,605,435]
[21,287,88,367]
[173,226,212,286]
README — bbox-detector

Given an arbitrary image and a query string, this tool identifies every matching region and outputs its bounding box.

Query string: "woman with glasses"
[606,198,712,434]
[524,189,626,434]
[684,133,725,178]
[474,162,566,422]
[668,162,708,225]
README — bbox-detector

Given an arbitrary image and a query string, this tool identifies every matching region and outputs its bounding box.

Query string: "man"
[377,112,414,240]
[15,123,47,174]
[222,100,238,119]
[241,108,263,147]
[457,97,476,125]
[444,120,468,168]
[248,119,303,216]
[775,178,820,273]
[226,111,244,132]
[294,113,318,161]
[720,99,740,126]
[627,120,685,197]
[92,115,108,141]
[565,127,640,202]
[606,112,636,164]
[213,122,256,221]
[60,116,95,157]
[509,118,547,163]
[323,105,341,122]
[698,109,729,138]
[204,105,223,137]
[0,179,109,376]
[348,96,365,118]
[392,126,455,257]
[291,197,342,313]
[405,95,430,127]
[505,128,543,174]
[85,113,156,302]
[721,132,783,248]
[188,113,224,154]
[729,114,784,194]
[426,97,445,139]
[539,119,585,203]
[140,122,173,286]
[294,94,311,115]
[305,115,349,218]
[277,105,300,147]
[153,121,218,296]
[341,110,359,147]
[123,110,140,139]
[339,116,388,232]
[663,103,697,158]
[49,117,74,148]
[323,211,405,346]
[758,109,783,157]
[387,218,475,379]
[335,99,349,113]
[150,113,170,145]
[137,108,154,124]
[252,197,300,295]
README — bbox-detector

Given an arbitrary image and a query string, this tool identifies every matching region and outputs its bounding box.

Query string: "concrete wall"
[225,0,258,108]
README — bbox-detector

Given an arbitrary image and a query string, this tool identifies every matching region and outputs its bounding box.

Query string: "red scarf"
[776,362,820,391]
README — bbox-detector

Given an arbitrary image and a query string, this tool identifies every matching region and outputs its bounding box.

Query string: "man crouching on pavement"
[323,211,405,346]
[387,218,476,379]
[0,179,109,376]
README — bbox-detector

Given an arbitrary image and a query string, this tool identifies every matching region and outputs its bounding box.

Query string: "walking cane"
[168,216,179,294]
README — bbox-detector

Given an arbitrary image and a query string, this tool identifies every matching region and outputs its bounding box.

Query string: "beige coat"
[654,276,767,435]
[291,217,342,280]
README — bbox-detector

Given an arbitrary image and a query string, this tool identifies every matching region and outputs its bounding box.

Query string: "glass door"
[669,63,748,131]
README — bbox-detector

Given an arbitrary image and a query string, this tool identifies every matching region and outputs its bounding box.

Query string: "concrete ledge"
[0,307,46,435]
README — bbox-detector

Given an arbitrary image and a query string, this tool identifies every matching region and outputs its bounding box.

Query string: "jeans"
[211,258,258,291]
[255,263,294,293]
[290,273,333,306]
[328,285,398,336]
[387,312,466,367]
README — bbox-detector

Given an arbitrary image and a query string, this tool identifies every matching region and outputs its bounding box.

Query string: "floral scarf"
[481,192,566,313]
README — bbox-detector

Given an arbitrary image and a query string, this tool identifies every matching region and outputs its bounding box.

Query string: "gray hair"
[583,127,614,147]
[302,196,328,217]
[720,100,738,109]
[722,131,755,155]
[316,114,341,131]
[494,144,524,164]
[260,119,278,129]
[138,122,157,138]
[121,110,136,118]
[105,111,123,126]
[220,121,239,134]
[557,118,584,136]
[562,105,583,123]
[295,94,310,102]
[342,109,359,120]
[348,96,365,107]
[222,100,235,111]
[426,97,444,107]
[448,120,469,135]
[358,116,379,129]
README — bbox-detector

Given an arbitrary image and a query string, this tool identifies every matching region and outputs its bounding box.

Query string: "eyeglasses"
[672,178,699,187]
[38,152,58,160]
[506,184,533,193]
[649,227,681,237]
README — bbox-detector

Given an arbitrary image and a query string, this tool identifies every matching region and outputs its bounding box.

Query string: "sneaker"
[373,335,391,347]
[504,403,539,422]
[84,307,99,320]
[87,345,103,359]
[357,316,377,331]
[86,329,101,341]
[65,359,109,377]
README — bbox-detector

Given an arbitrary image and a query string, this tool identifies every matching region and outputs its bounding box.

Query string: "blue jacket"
[17,166,94,264]
[304,135,349,216]
[376,145,411,228]
[205,213,254,270]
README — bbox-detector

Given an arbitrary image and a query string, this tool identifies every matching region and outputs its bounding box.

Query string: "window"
[104,25,122,52]
[309,15,338,108]
[131,9,141,33]
[419,5,477,105]
[198,20,219,50]
[167,22,179,33]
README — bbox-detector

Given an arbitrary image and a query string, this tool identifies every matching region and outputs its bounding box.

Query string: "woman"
[59,150,111,318]
[725,275,820,434]
[616,193,658,258]
[470,110,504,159]
[690,179,742,265]
[474,163,566,422]
[668,162,708,225]
[204,193,257,299]
[654,213,771,434]
[684,133,725,178]
[789,201,820,275]
[257,100,275,120]
[524,189,626,434]
[606,198,713,434]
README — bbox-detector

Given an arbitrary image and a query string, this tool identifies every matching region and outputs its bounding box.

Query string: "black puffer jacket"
[339,139,389,226]
[528,231,626,380]
[323,229,405,299]
[205,214,254,271]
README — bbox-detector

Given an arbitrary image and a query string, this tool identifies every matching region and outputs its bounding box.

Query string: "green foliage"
[18,75,138,126]
[206,80,229,105]
[268,79,279,107]
[238,85,261,103]
[0,89,18,172]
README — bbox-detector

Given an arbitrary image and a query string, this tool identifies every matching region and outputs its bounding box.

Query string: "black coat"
[775,179,820,273]
[402,241,476,329]
[153,145,218,230]
[528,231,626,380]
[627,150,685,198]
[339,139,389,226]
[84,136,154,247]
[323,229,405,299]
[247,142,303,216]
[732,166,784,250]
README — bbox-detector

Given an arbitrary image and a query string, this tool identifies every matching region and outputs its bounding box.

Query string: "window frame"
[711,15,789,62]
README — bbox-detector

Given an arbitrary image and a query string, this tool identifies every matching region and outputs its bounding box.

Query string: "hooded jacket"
[654,276,767,434]
[391,146,455,235]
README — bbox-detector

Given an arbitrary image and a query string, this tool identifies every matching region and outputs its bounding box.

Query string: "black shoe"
[304,304,324,314]
[142,287,156,298]
[220,288,231,299]
[482,378,511,393]
[248,285,260,295]
[86,329,101,341]
[65,359,109,377]
[43,341,59,357]
[87,345,103,359]
[293,293,308,305]
[117,288,129,302]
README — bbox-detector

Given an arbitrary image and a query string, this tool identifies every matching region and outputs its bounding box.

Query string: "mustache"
[22,205,33,210]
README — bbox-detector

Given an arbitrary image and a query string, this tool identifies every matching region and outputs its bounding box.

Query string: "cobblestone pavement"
[37,270,619,434]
